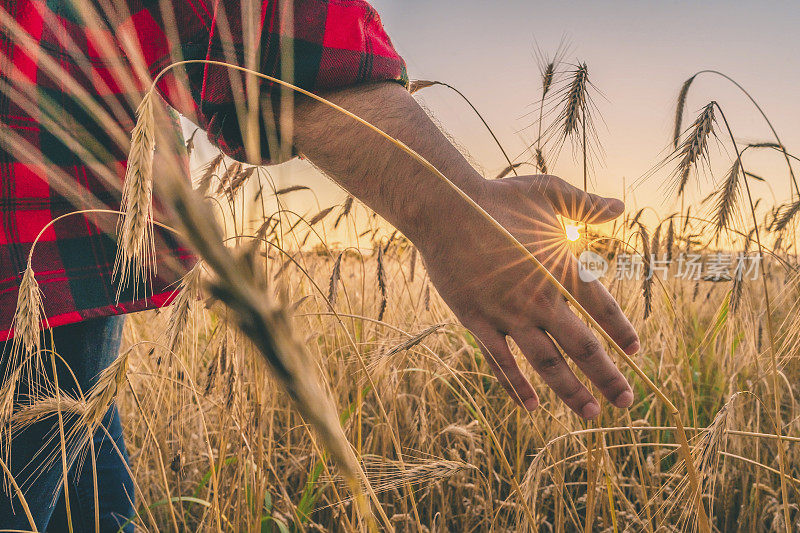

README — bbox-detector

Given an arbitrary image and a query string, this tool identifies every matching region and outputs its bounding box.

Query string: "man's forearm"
[292,82,485,247]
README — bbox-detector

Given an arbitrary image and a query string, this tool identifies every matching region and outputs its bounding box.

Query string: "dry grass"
[7,158,800,530]
[101,229,799,531]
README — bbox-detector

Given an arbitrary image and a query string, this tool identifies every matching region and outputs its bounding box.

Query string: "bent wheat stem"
[676,70,799,199]
[409,80,517,177]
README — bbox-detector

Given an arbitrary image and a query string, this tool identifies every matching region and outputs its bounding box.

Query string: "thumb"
[531,175,624,224]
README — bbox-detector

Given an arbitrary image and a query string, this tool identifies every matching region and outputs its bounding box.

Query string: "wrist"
[400,170,488,252]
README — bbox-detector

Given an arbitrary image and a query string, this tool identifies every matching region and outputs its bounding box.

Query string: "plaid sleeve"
[122,0,407,163]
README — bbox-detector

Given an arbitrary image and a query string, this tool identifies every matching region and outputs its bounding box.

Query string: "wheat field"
[111,69,800,527]
[111,211,800,531]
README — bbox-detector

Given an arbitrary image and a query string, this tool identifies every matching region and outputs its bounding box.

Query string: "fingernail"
[624,339,640,354]
[582,402,601,419]
[523,398,539,411]
[616,390,634,408]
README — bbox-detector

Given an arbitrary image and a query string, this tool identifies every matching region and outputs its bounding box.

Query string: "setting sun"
[565,224,581,242]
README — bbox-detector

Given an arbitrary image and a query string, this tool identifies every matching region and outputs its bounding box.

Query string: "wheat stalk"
[195,152,224,195]
[185,127,199,158]
[730,230,753,314]
[334,195,355,228]
[561,63,588,142]
[493,162,525,180]
[407,79,517,176]
[713,103,793,531]
[166,261,204,353]
[665,217,675,263]
[639,225,653,321]
[365,323,447,376]
[324,455,475,496]
[714,160,743,234]
[530,44,566,175]
[407,79,437,94]
[651,223,662,257]
[773,200,800,233]
[155,169,387,530]
[10,264,44,367]
[675,70,800,197]
[114,90,157,299]
[82,350,130,433]
[308,206,335,226]
[327,252,343,306]
[377,247,388,322]
[0,364,23,485]
[674,103,715,196]
[534,147,548,174]
[215,161,241,196]
[673,75,697,149]
[409,246,417,282]
[275,184,311,196]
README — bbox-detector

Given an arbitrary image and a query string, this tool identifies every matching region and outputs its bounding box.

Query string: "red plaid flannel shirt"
[0,0,407,340]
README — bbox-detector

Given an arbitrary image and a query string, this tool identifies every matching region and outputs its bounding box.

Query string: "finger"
[532,175,624,224]
[541,303,634,409]
[564,260,640,355]
[512,327,600,419]
[470,323,539,410]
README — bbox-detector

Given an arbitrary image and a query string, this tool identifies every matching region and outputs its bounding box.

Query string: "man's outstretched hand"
[294,82,639,419]
[412,174,639,419]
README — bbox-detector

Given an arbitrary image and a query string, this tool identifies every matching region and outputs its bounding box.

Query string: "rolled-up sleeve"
[122,0,407,163]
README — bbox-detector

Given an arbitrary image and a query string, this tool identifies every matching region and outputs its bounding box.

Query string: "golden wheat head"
[114,90,157,299]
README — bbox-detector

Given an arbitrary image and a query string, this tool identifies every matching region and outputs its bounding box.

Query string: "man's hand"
[412,174,638,418]
[293,82,638,419]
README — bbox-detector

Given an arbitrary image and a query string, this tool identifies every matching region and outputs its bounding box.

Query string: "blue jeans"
[0,316,135,532]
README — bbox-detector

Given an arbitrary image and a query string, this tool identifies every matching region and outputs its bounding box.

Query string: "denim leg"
[0,315,135,532]
[47,405,135,533]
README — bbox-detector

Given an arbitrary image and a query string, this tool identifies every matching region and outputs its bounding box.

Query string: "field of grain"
[111,218,800,531]
[108,61,800,529]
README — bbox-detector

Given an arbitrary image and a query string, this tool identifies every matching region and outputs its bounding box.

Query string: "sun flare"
[565,224,581,242]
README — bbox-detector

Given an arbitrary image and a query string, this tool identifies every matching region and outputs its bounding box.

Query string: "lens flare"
[565,224,580,242]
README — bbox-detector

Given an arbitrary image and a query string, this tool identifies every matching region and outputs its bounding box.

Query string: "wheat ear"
[675,103,715,196]
[10,264,43,367]
[639,224,653,320]
[561,63,588,140]
[376,247,388,321]
[114,90,156,299]
[166,261,203,353]
[673,75,697,149]
[714,160,742,233]
[327,252,343,306]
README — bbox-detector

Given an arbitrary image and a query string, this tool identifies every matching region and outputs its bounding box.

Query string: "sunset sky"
[370,0,800,225]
